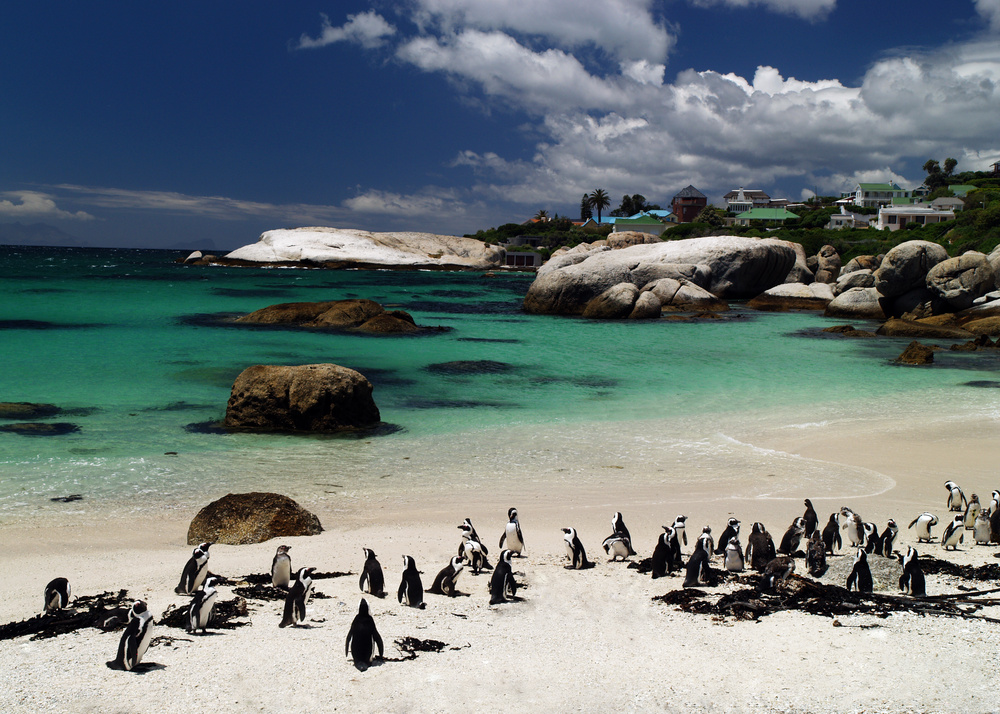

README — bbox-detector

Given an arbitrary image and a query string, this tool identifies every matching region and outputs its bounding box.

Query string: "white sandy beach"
[3,414,1000,714]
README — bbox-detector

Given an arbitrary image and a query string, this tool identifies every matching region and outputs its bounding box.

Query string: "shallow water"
[2,245,999,520]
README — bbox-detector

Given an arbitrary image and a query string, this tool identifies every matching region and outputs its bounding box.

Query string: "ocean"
[3,245,999,522]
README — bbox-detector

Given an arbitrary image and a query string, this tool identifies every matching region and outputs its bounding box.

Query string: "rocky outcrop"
[925,252,996,311]
[784,243,815,284]
[961,316,1000,336]
[642,278,728,312]
[0,402,62,419]
[628,291,663,319]
[833,269,875,296]
[813,245,842,284]
[873,241,949,298]
[747,282,834,311]
[583,283,640,319]
[235,299,421,335]
[0,422,80,436]
[186,492,323,545]
[876,318,973,340]
[824,287,886,320]
[822,325,877,338]
[842,255,883,274]
[224,364,380,432]
[606,231,661,249]
[524,236,796,315]
[895,341,935,365]
[219,227,505,270]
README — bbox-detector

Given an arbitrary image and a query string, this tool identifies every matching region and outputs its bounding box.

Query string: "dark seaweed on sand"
[158,598,250,630]
[0,590,132,641]
[383,637,469,662]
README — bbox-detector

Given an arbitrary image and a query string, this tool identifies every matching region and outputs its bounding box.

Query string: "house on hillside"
[875,205,955,231]
[724,188,770,214]
[732,208,799,226]
[930,196,965,212]
[612,214,671,237]
[825,206,872,230]
[671,185,707,223]
[849,182,910,208]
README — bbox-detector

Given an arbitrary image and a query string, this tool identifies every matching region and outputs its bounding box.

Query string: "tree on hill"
[943,158,958,176]
[588,189,611,222]
[611,193,661,217]
[579,194,592,222]
[695,205,724,227]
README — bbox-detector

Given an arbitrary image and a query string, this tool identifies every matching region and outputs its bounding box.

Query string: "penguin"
[805,531,827,577]
[991,490,1000,515]
[43,577,71,614]
[761,556,795,591]
[397,555,426,609]
[941,514,965,551]
[669,517,687,568]
[778,518,805,556]
[345,598,383,669]
[822,513,841,554]
[945,481,967,512]
[187,576,219,634]
[876,519,898,558]
[498,507,525,556]
[907,512,938,543]
[672,515,688,550]
[846,548,873,593]
[841,509,863,548]
[964,494,981,530]
[861,522,879,553]
[802,499,819,539]
[562,527,591,570]
[458,521,492,571]
[428,556,464,597]
[651,527,678,579]
[489,549,518,604]
[724,537,744,573]
[175,542,211,595]
[271,545,292,589]
[107,600,154,671]
[991,507,1000,544]
[698,526,714,560]
[360,548,386,597]
[608,512,637,556]
[714,518,740,556]
[682,536,714,588]
[279,566,315,627]
[602,533,633,561]
[744,522,776,572]
[898,546,926,597]
[457,518,489,557]
[974,510,992,545]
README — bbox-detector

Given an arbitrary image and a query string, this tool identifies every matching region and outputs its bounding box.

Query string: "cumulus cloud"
[973,0,1000,30]
[296,11,396,50]
[0,191,94,221]
[687,0,837,21]
[343,188,469,217]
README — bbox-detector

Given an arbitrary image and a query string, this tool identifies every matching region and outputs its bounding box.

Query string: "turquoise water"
[2,245,999,516]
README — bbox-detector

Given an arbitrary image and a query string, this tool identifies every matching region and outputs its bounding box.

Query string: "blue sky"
[2,0,999,249]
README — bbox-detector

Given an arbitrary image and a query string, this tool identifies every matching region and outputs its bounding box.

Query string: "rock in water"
[224,364,380,432]
[187,492,323,545]
[895,341,935,365]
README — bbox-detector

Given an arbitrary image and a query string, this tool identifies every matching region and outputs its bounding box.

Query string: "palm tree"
[534,209,549,221]
[588,189,610,223]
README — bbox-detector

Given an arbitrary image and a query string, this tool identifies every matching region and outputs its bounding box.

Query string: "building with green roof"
[733,207,799,226]
[851,182,909,208]
[949,185,978,197]
[612,214,671,236]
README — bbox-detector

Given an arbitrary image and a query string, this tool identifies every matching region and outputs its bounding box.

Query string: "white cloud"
[0,191,94,221]
[973,0,1000,30]
[410,0,674,64]
[296,11,396,50]
[687,0,837,21]
[343,188,469,217]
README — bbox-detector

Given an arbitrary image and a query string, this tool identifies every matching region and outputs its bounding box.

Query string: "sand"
[3,417,1000,714]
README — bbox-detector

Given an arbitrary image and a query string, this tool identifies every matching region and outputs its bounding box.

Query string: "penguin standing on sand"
[271,545,292,589]
[861,521,879,553]
[457,518,489,558]
[846,548,873,593]
[698,526,714,560]
[651,527,678,579]
[941,514,964,551]
[360,548,386,597]
[175,542,211,595]
[499,507,525,556]
[428,556,464,597]
[602,512,635,561]
[802,500,819,538]
[489,549,518,604]
[672,515,688,549]
[397,555,426,609]
[610,512,637,556]
[459,522,492,572]
[724,537,744,573]
[187,576,219,634]
[805,531,827,577]
[841,508,862,548]
[279,566,315,627]
[43,577,71,614]
[778,518,805,556]
[898,546,926,597]
[345,598,383,669]
[876,519,898,557]
[745,522,777,572]
[908,512,939,543]
[714,518,740,556]
[107,601,154,671]
[975,511,992,545]
[822,513,842,554]
[683,535,714,588]
[945,481,968,512]
[964,494,981,530]
[562,527,591,570]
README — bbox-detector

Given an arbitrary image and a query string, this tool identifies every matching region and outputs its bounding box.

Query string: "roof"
[734,208,799,220]
[724,188,770,200]
[949,185,978,197]
[615,215,666,226]
[672,185,706,199]
[930,197,964,207]
[857,182,904,191]
[626,210,676,220]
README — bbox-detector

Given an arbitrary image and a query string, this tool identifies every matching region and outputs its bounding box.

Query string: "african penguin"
[360,548,386,597]
[876,519,898,558]
[489,549,518,604]
[714,518,740,556]
[187,576,219,634]
[805,530,827,578]
[745,522,776,572]
[941,514,964,551]
[397,555,426,609]
[345,598,383,669]
[651,527,678,579]
[107,600,154,671]
[682,536,714,588]
[175,542,211,595]
[964,494,981,530]
[975,511,992,545]
[428,556,464,597]
[562,527,591,570]
[846,548,873,593]
[861,521,879,553]
[991,507,1000,544]
[498,507,525,556]
[672,515,688,550]
[43,577,71,615]
[271,545,292,589]
[945,481,967,512]
[802,499,819,539]
[841,509,863,548]
[992,490,1000,515]
[907,512,938,543]
[668,519,686,568]
[898,546,925,597]
[458,518,489,557]
[761,556,795,591]
[724,537,744,573]
[778,518,805,556]
[697,526,714,560]
[602,533,633,561]
[459,521,492,571]
[822,513,842,554]
[279,566,315,627]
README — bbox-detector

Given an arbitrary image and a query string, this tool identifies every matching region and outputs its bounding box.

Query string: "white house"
[876,205,955,231]
[850,182,910,208]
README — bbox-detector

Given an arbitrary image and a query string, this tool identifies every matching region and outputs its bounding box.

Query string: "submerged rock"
[895,341,935,365]
[187,492,323,545]
[0,402,62,419]
[235,299,423,335]
[0,422,80,436]
[876,318,973,340]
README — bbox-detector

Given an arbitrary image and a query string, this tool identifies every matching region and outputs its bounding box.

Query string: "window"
[887,215,897,224]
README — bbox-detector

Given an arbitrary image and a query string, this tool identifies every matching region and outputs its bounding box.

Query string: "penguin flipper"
[345,631,352,658]
[397,580,406,604]
[279,597,295,628]
[499,533,506,549]
[374,629,384,658]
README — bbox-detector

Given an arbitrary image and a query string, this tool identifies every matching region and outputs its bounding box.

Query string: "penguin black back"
[345,598,384,669]
[428,556,464,597]
[803,499,818,538]
[651,527,677,579]
[43,577,71,614]
[846,549,873,593]
[360,548,386,597]
[107,600,154,671]
[898,546,925,597]
[489,549,518,604]
[397,555,426,609]
[822,513,841,554]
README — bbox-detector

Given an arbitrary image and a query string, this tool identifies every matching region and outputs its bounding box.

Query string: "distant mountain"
[0,222,87,247]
